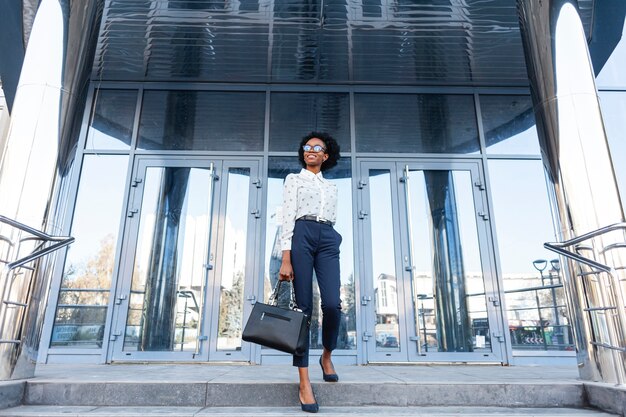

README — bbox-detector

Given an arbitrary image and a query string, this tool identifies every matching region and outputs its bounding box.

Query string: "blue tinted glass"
[138,90,265,151]
[355,94,479,153]
[595,18,626,88]
[481,95,540,155]
[599,92,626,208]
[488,159,574,352]
[51,155,129,348]
[269,93,351,152]
[86,90,137,150]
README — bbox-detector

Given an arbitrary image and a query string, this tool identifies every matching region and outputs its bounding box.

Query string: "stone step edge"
[0,405,617,417]
[23,382,586,408]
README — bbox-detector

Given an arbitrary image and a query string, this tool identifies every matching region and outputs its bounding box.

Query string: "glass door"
[358,160,505,363]
[109,157,261,361]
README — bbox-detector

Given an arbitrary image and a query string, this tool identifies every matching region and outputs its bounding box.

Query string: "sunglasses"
[302,144,326,153]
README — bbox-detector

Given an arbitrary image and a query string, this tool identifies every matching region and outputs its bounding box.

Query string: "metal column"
[518,0,626,383]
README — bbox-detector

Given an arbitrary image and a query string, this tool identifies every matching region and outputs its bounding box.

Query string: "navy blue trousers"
[291,219,342,368]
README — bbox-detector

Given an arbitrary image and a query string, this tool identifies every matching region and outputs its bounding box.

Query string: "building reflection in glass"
[367,167,491,353]
[123,166,213,352]
[216,168,251,351]
[368,170,401,351]
[488,159,575,351]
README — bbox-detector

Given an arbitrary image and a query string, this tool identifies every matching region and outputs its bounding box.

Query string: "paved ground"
[30,363,581,384]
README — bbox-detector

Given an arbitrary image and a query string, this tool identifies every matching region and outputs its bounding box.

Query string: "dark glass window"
[481,95,540,155]
[138,90,265,151]
[355,94,479,153]
[168,0,224,10]
[269,93,351,151]
[86,90,137,150]
[595,18,626,88]
[362,0,382,17]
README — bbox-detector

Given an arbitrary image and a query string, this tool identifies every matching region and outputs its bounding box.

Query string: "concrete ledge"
[25,382,207,407]
[24,381,585,408]
[584,382,626,416]
[309,383,583,408]
[0,380,25,409]
[0,405,615,417]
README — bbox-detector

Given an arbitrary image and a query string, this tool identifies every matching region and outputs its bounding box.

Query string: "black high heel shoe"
[299,389,319,413]
[319,356,339,382]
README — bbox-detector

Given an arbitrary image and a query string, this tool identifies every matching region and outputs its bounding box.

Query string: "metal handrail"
[0,215,75,379]
[544,222,626,274]
[544,222,626,384]
[0,215,75,272]
[0,215,75,339]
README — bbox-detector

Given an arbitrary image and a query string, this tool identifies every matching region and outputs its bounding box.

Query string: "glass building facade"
[0,0,625,372]
[39,86,574,365]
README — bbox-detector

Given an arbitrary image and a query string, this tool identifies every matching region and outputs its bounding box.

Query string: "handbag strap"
[268,280,300,311]
[289,283,300,311]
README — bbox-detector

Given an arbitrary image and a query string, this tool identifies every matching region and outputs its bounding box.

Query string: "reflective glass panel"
[488,160,574,351]
[51,155,129,348]
[123,166,214,352]
[599,92,626,209]
[355,94,479,153]
[217,168,251,351]
[481,95,540,155]
[264,157,356,350]
[270,28,350,83]
[138,91,265,151]
[596,18,626,88]
[269,93,351,151]
[86,90,137,150]
[368,170,400,352]
[406,168,490,353]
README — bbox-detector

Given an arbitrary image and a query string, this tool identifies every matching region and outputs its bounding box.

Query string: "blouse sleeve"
[280,174,298,251]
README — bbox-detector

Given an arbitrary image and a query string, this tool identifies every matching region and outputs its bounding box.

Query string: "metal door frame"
[205,158,262,361]
[108,156,262,362]
[357,158,506,363]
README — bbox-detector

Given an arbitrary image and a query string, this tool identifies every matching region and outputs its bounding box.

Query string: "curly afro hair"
[298,132,340,171]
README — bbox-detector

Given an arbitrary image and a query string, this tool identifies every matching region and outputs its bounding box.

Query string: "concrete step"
[22,381,586,408]
[0,406,619,417]
[11,365,624,415]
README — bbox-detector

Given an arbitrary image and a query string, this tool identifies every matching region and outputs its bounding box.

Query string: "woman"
[279,132,342,413]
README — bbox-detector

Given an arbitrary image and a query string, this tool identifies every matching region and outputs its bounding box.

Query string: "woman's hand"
[279,262,294,281]
[279,250,294,281]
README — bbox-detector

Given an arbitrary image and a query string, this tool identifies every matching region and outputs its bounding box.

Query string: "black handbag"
[242,281,309,355]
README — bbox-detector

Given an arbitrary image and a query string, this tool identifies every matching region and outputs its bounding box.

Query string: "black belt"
[298,215,333,226]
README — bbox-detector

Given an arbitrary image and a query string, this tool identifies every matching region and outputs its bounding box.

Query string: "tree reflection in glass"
[51,155,128,348]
